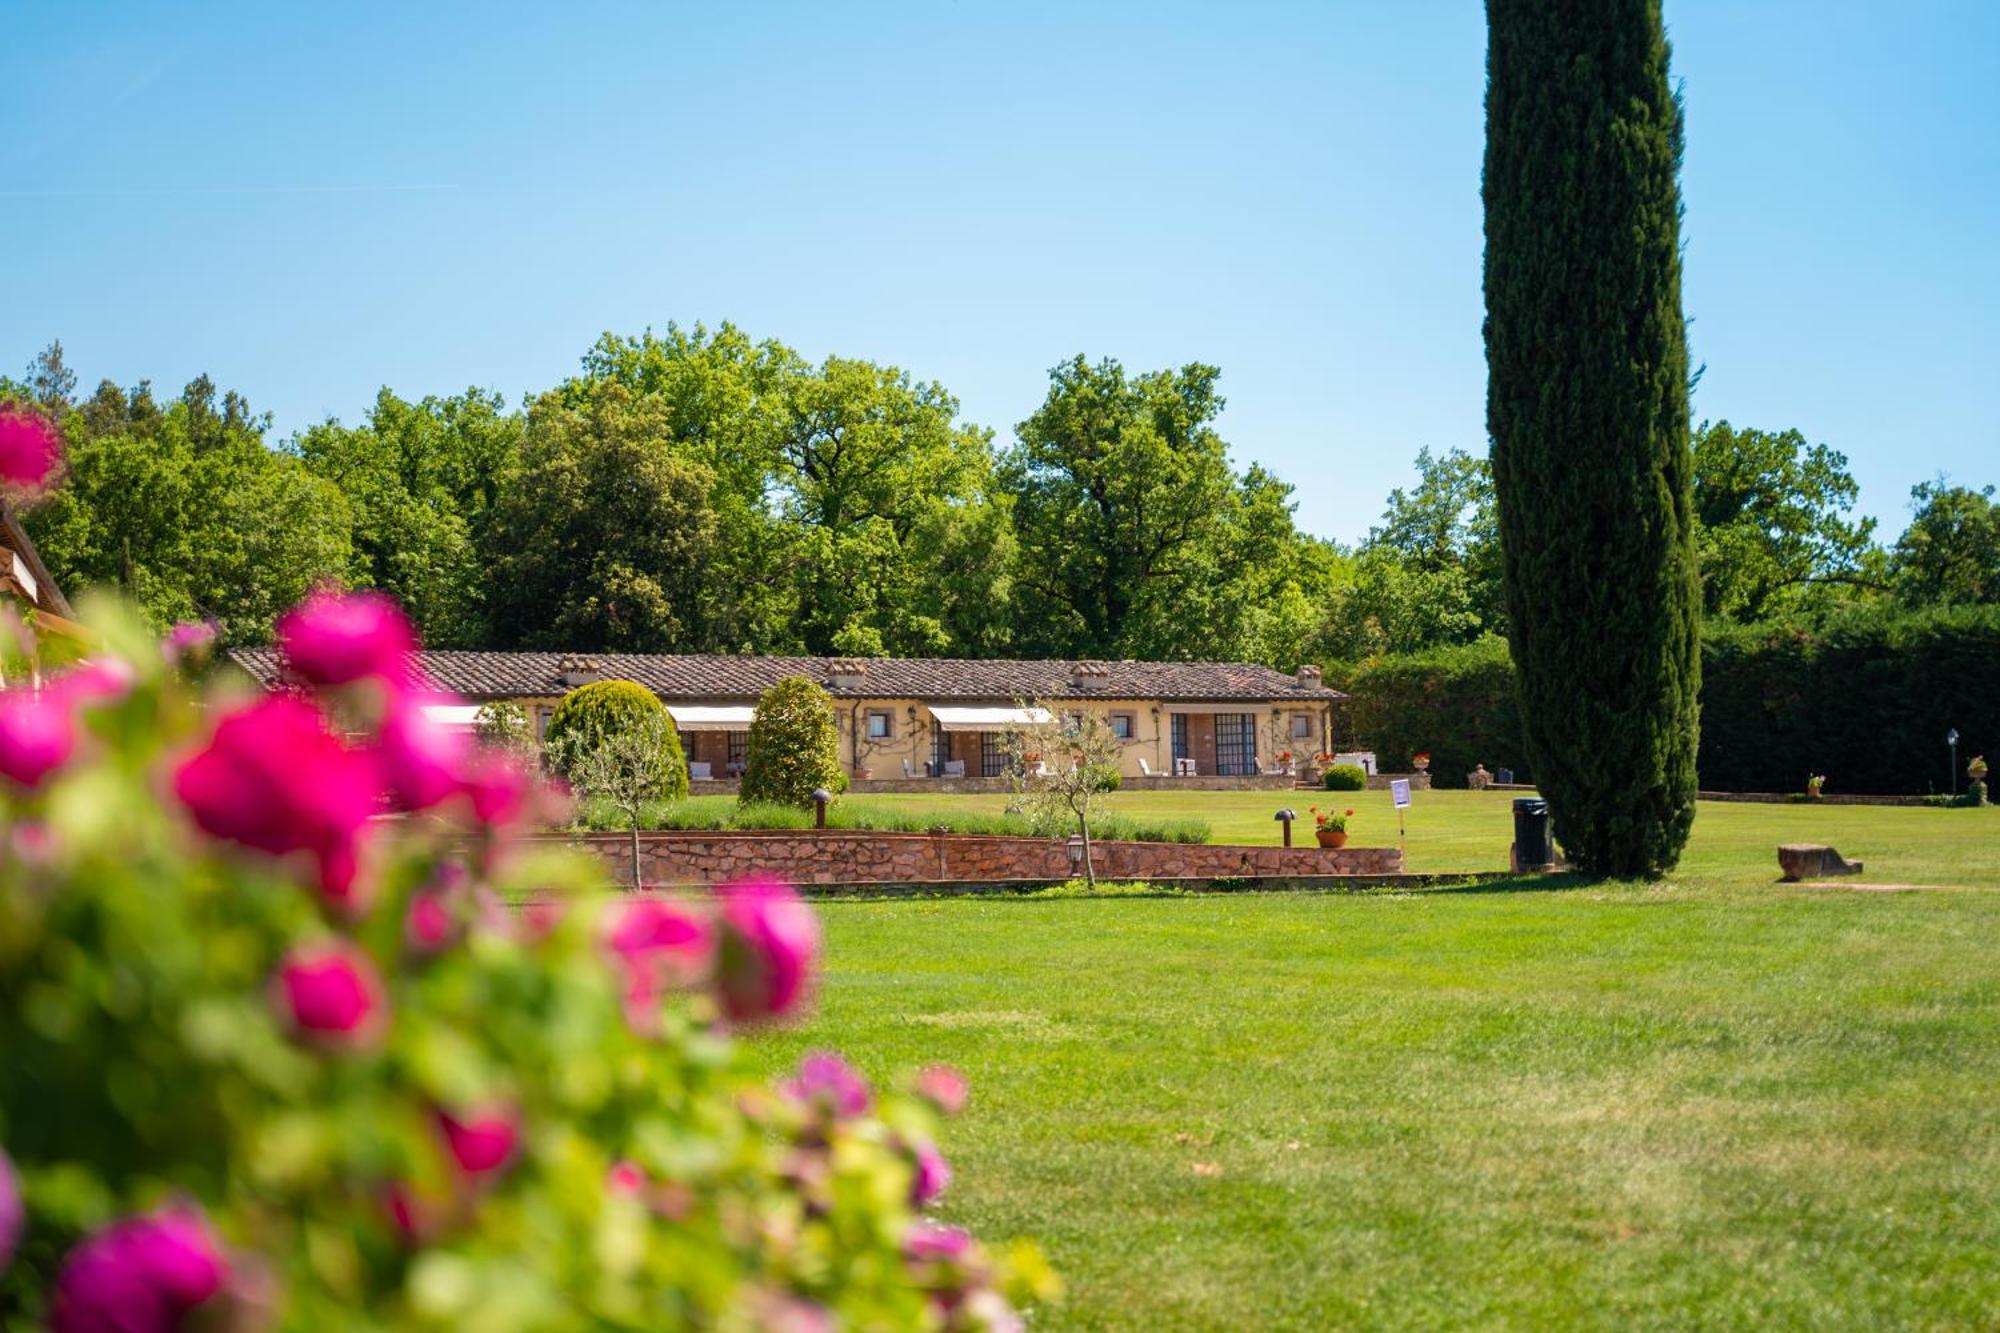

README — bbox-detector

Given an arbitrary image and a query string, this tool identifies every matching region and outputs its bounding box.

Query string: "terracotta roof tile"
[226,648,1343,704]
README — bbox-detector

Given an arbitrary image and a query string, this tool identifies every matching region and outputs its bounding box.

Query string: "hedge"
[1335,636,1526,789]
[1337,609,2000,796]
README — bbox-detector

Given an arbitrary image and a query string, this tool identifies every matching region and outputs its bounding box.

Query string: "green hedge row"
[1336,609,2000,795]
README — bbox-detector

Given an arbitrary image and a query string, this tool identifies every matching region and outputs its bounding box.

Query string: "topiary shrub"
[544,679,687,803]
[739,675,847,809]
[472,699,537,762]
[0,592,1051,1328]
[1321,763,1367,791]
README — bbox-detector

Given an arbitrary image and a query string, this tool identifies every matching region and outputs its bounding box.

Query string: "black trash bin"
[1513,798,1551,868]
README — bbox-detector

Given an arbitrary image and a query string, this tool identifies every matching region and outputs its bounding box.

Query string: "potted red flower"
[1411,752,1431,773]
[1307,805,1354,849]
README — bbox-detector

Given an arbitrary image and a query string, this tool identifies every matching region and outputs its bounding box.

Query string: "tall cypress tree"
[1482,0,1701,876]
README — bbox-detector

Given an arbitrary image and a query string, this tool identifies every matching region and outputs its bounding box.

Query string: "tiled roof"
[225,648,1343,704]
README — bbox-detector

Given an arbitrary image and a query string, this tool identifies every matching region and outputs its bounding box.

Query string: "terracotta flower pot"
[1315,829,1348,849]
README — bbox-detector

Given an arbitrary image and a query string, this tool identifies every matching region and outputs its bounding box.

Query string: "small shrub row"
[571,797,1210,844]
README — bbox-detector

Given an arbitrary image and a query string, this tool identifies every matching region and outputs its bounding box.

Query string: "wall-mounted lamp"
[1065,835,1085,871]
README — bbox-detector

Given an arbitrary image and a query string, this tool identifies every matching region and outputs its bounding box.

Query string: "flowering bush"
[1307,805,1356,834]
[0,594,1051,1329]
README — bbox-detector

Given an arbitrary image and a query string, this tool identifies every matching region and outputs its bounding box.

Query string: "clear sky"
[3,1,1994,544]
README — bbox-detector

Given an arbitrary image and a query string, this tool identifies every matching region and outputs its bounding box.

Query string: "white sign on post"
[1390,779,1412,809]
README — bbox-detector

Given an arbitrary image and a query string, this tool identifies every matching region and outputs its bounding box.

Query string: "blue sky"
[3,1,1994,544]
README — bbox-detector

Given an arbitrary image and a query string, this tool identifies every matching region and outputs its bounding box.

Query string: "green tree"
[1891,478,2000,606]
[544,682,687,889]
[1691,420,1881,620]
[739,675,846,809]
[1002,356,1298,660]
[291,388,522,646]
[1483,0,1702,876]
[482,382,722,652]
[1360,445,1505,645]
[21,375,352,643]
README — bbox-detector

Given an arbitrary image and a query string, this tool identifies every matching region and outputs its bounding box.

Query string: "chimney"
[827,659,870,691]
[1070,662,1110,692]
[558,654,603,688]
[1294,664,1323,689]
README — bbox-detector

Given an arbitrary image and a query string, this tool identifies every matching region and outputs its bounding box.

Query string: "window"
[726,730,748,768]
[980,731,1006,778]
[534,706,555,740]
[866,710,891,739]
[1171,713,1189,762]
[1063,711,1084,735]
[1291,713,1313,740]
[1111,712,1135,740]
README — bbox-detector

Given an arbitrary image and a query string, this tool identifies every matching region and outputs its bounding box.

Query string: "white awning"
[665,704,755,732]
[926,705,1054,733]
[419,703,485,731]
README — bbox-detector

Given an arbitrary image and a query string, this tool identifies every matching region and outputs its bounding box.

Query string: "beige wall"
[505,690,1329,780]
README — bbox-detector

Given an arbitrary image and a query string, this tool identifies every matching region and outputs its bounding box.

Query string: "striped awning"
[665,704,755,732]
[926,705,1054,733]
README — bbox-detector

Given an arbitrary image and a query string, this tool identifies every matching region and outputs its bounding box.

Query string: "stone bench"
[1778,843,1864,882]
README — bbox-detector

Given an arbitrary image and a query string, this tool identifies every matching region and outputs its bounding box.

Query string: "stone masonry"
[547,829,1404,889]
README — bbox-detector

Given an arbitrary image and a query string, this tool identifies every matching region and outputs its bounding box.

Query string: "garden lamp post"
[1274,808,1296,848]
[811,787,832,830]
[1948,730,1960,796]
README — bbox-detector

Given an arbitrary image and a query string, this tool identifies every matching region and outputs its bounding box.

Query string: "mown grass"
[734,800,2000,1329]
[570,793,1210,845]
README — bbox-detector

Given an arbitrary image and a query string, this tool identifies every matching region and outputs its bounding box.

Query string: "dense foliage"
[739,676,847,809]
[1319,764,1367,792]
[543,681,689,805]
[0,592,1049,1329]
[1483,0,1702,875]
[1336,637,1525,790]
[1698,607,1999,795]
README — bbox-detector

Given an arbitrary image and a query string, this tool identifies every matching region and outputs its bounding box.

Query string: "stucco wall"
[549,829,1402,888]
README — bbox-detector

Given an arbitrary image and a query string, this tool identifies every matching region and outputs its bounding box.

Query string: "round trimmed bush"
[740,675,846,809]
[544,680,688,801]
[1322,763,1367,791]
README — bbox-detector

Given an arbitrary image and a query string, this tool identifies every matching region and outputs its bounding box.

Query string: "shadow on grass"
[1417,870,1607,896]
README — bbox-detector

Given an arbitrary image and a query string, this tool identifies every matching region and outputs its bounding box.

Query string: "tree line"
[5,335,1994,665]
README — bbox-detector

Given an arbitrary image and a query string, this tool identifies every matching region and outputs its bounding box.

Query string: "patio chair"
[942,759,967,778]
[689,761,712,781]
[1175,758,1198,777]
[902,759,917,778]
[1138,757,1155,777]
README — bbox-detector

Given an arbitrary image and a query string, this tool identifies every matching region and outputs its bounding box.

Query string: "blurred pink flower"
[0,406,61,491]
[49,656,137,707]
[274,943,384,1044]
[714,876,819,1025]
[163,620,219,663]
[457,748,533,828]
[172,694,382,911]
[0,1147,20,1272]
[374,696,469,812]
[276,589,416,689]
[404,888,455,954]
[903,1219,973,1265]
[911,1140,951,1207]
[606,898,713,1028]
[51,1204,228,1333]
[914,1064,969,1117]
[0,688,76,790]
[606,1160,646,1197]
[438,1108,520,1177]
[783,1051,872,1118]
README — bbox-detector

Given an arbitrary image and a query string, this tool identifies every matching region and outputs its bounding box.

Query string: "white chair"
[943,760,967,778]
[1138,758,1155,777]
[689,761,712,781]
[902,759,917,778]
[1175,758,1198,777]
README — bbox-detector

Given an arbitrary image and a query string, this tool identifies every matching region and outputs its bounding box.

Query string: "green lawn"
[740,797,2000,1328]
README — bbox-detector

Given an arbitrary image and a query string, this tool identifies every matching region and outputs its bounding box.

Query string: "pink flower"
[0,406,61,491]
[381,1183,435,1244]
[911,1140,951,1207]
[606,1160,646,1197]
[438,1108,520,1177]
[606,898,713,1028]
[0,688,76,789]
[457,748,533,828]
[276,589,416,689]
[163,620,219,664]
[51,1205,228,1333]
[914,1064,970,1117]
[374,697,469,812]
[274,944,384,1044]
[0,1147,21,1272]
[714,876,819,1025]
[903,1220,973,1265]
[783,1051,872,1118]
[405,888,455,954]
[49,657,137,708]
[172,695,382,911]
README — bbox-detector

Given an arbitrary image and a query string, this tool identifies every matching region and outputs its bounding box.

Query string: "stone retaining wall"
[546,829,1403,888]
[845,773,1301,794]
